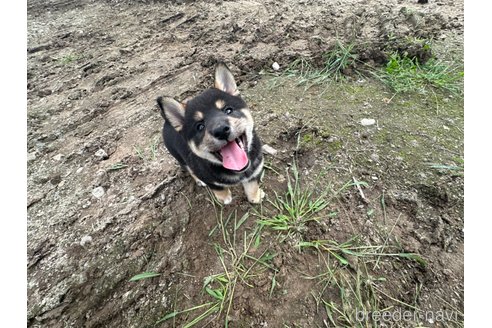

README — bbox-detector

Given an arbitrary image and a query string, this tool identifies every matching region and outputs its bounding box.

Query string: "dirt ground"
[27,0,464,327]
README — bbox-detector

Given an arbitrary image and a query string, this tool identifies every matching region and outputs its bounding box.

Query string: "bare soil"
[27,0,463,327]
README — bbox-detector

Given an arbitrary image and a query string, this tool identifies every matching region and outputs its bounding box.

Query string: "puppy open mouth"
[215,134,249,171]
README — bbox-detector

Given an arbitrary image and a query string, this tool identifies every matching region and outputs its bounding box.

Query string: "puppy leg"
[212,188,232,205]
[185,166,206,187]
[242,179,265,204]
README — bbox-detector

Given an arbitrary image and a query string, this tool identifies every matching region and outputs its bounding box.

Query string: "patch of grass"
[374,53,463,95]
[428,158,464,177]
[257,162,372,242]
[134,137,161,161]
[256,161,330,240]
[58,53,81,64]
[268,40,358,89]
[107,162,128,171]
[300,236,428,327]
[158,208,276,327]
[297,236,427,268]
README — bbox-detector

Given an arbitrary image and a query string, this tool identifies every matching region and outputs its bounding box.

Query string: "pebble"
[95,148,109,160]
[272,62,280,71]
[28,152,37,162]
[327,136,338,143]
[360,118,376,126]
[80,235,93,246]
[52,154,64,161]
[262,144,278,156]
[92,186,105,199]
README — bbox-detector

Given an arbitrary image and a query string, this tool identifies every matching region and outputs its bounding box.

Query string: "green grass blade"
[129,272,161,282]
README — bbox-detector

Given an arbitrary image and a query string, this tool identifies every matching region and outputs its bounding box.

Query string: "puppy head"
[157,63,255,171]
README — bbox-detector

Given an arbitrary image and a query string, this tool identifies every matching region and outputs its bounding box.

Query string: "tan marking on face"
[215,99,225,110]
[203,130,218,148]
[188,139,222,165]
[240,108,253,123]
[194,111,204,121]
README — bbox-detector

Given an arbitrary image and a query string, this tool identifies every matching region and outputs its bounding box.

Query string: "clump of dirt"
[28,0,463,327]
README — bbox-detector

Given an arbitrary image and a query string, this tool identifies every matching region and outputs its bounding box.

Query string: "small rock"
[360,118,376,126]
[92,186,105,199]
[76,167,84,174]
[68,89,87,100]
[327,136,338,143]
[52,154,64,161]
[50,174,62,185]
[92,170,110,188]
[95,148,109,160]
[370,153,379,162]
[27,152,37,162]
[34,175,50,184]
[119,48,132,54]
[81,200,91,209]
[37,89,52,97]
[272,62,280,71]
[80,235,93,246]
[262,144,278,156]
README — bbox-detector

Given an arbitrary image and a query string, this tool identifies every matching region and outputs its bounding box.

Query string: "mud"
[28,0,463,327]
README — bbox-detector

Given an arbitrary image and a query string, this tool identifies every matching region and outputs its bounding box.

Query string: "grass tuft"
[158,208,276,327]
[269,40,358,89]
[58,53,81,64]
[256,161,329,240]
[373,53,463,95]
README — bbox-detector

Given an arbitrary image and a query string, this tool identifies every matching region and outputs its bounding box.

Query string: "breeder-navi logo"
[356,308,461,324]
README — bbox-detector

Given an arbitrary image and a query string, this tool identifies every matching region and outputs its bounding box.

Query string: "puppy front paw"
[213,188,232,205]
[223,194,232,205]
[248,188,265,204]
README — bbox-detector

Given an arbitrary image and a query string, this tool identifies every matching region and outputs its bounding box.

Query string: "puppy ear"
[215,63,240,96]
[156,96,185,131]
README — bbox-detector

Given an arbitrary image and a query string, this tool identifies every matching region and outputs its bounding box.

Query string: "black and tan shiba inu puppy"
[156,63,265,204]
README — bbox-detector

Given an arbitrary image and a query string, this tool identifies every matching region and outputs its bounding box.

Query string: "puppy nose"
[212,125,231,140]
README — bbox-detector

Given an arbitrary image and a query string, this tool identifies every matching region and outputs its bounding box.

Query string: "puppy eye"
[224,107,233,115]
[196,123,205,131]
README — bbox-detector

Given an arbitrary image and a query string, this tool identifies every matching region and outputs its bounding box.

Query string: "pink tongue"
[220,140,248,171]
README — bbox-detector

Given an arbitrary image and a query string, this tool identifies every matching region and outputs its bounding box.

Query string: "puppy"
[156,63,265,204]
